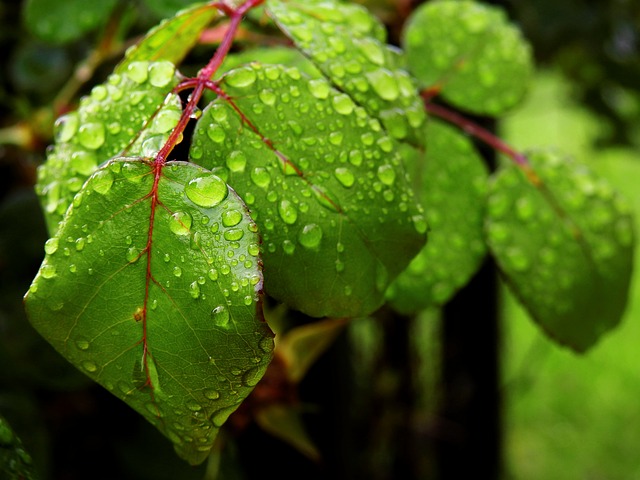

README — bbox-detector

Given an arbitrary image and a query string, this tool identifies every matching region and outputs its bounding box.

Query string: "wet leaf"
[486,150,635,352]
[190,63,426,318]
[25,158,274,465]
[403,0,533,115]
[36,61,182,235]
[387,120,488,313]
[0,414,38,480]
[267,0,427,145]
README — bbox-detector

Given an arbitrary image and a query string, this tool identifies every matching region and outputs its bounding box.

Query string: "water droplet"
[212,305,230,328]
[148,61,175,87]
[278,199,298,225]
[335,259,345,273]
[185,174,228,208]
[225,67,257,88]
[54,112,79,142]
[349,150,363,166]
[222,209,243,227]
[41,264,57,279]
[78,122,106,150]
[126,61,149,83]
[332,93,355,115]
[75,339,90,350]
[366,69,400,101]
[204,389,220,400]
[226,151,247,172]
[189,281,200,299]
[207,123,226,143]
[70,150,98,176]
[308,78,330,99]
[173,266,182,277]
[377,164,396,186]
[82,360,98,373]
[312,185,341,212]
[92,169,114,194]
[242,366,262,387]
[248,244,260,257]
[224,228,244,241]
[44,237,59,255]
[412,214,428,234]
[169,211,193,235]
[515,197,535,220]
[126,246,139,263]
[334,167,355,187]
[258,89,276,106]
[298,223,323,249]
[250,167,271,188]
[356,37,385,65]
[152,108,181,134]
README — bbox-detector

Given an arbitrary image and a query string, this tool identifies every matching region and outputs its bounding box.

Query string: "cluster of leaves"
[17,0,635,469]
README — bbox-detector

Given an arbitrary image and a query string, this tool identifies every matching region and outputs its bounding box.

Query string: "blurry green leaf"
[37,61,182,235]
[191,63,427,317]
[141,0,201,20]
[486,150,634,352]
[116,3,220,73]
[0,414,38,480]
[403,0,533,115]
[25,159,274,465]
[255,405,320,461]
[267,0,427,145]
[23,0,118,44]
[387,120,488,313]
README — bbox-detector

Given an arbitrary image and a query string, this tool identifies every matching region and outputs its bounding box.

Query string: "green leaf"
[141,0,202,20]
[267,0,427,145]
[486,150,635,352]
[387,120,488,313]
[0,414,38,480]
[403,0,533,116]
[191,63,427,318]
[116,3,220,73]
[37,61,182,235]
[25,158,274,465]
[23,0,118,44]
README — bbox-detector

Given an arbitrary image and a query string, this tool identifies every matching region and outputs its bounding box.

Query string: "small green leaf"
[267,0,426,145]
[26,158,274,465]
[486,150,635,352]
[37,61,182,235]
[23,0,118,44]
[0,414,38,480]
[116,3,220,73]
[191,63,426,318]
[403,0,533,115]
[387,120,488,313]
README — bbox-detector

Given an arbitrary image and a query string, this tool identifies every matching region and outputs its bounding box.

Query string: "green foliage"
[16,0,636,471]
[486,150,634,351]
[0,415,37,480]
[403,0,533,115]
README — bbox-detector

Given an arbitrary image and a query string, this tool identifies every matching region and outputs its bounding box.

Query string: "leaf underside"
[486,150,634,352]
[26,159,274,464]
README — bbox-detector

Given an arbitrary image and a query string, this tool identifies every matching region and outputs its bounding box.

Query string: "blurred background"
[1,0,639,478]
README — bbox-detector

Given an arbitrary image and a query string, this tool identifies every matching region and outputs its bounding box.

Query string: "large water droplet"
[185,174,228,208]
[126,61,149,84]
[211,305,230,328]
[226,151,247,172]
[225,67,257,88]
[207,124,226,143]
[278,199,298,225]
[189,281,200,299]
[54,112,79,142]
[298,223,323,249]
[250,167,271,189]
[366,69,400,101]
[334,167,355,187]
[148,61,175,87]
[204,389,220,400]
[332,93,355,115]
[78,123,106,150]
[82,360,98,373]
[70,150,98,176]
[91,169,114,195]
[169,211,193,236]
[377,164,396,186]
[222,209,243,227]
[308,78,330,99]
[44,237,59,255]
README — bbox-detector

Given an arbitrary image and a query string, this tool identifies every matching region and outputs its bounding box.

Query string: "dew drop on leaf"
[70,151,98,176]
[185,174,228,208]
[91,169,114,195]
[148,61,175,88]
[278,199,298,225]
[40,264,57,279]
[226,151,247,172]
[169,211,193,236]
[211,305,230,328]
[225,66,257,88]
[366,69,400,101]
[298,223,323,249]
[189,281,200,299]
[125,61,149,84]
[334,167,355,187]
[377,164,396,185]
[222,209,243,227]
[250,167,271,189]
[44,238,59,255]
[54,112,79,142]
[78,123,106,150]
